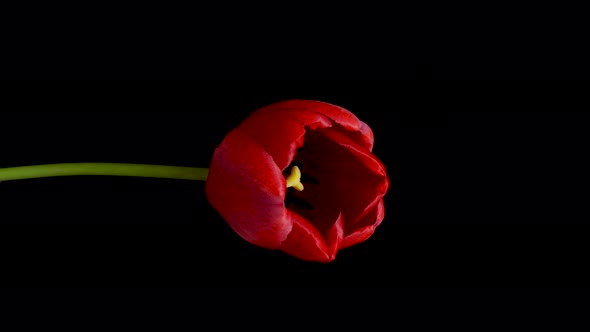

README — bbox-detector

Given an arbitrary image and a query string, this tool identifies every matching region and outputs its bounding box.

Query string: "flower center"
[285,166,304,191]
[283,125,386,242]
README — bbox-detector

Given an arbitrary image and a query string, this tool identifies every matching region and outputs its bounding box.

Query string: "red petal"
[326,127,389,224]
[325,213,345,261]
[205,128,292,249]
[293,127,388,236]
[257,100,374,150]
[280,211,344,262]
[238,107,332,171]
[319,124,387,178]
[341,199,385,249]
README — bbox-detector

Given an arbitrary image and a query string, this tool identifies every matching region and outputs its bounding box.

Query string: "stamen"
[286,166,304,191]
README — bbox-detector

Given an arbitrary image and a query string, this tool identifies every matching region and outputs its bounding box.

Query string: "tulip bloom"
[206,100,389,262]
[0,99,388,263]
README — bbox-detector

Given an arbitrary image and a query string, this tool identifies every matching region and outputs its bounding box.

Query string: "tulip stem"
[0,163,209,182]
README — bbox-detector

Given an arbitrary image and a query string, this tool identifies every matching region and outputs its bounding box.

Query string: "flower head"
[206,100,389,262]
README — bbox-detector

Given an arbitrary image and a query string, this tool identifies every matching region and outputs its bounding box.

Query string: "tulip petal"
[319,124,387,178]
[293,127,387,237]
[325,213,344,261]
[238,108,332,171]
[311,124,389,226]
[325,127,389,223]
[256,100,375,150]
[341,199,385,249]
[280,210,343,262]
[238,100,376,174]
[206,128,292,249]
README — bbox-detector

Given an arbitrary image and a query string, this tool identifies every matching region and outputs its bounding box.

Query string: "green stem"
[0,163,208,182]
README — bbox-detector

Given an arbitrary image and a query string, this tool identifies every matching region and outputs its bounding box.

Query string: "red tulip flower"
[0,99,388,263]
[206,100,389,262]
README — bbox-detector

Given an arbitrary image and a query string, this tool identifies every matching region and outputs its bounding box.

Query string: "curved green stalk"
[0,163,208,182]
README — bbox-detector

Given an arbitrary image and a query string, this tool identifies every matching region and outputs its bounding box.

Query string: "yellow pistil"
[286,166,304,191]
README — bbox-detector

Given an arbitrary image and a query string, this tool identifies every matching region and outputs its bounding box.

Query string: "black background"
[0,81,588,288]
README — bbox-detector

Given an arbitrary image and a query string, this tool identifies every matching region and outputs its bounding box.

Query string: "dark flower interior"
[284,123,386,241]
